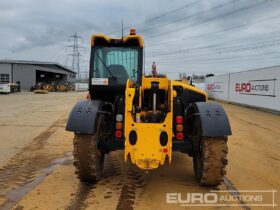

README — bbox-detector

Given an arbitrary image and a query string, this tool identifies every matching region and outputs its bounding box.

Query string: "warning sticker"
[91,78,109,85]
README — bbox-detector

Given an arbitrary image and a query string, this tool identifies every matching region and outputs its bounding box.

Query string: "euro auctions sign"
[205,67,280,111]
[207,82,223,93]
[235,79,276,97]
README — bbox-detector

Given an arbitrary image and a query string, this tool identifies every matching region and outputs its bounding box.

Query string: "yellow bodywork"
[91,34,144,48]
[90,29,208,170]
[33,89,48,94]
[124,77,207,170]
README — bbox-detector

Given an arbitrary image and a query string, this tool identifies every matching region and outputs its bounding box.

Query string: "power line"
[148,31,280,57]
[146,13,280,47]
[155,50,280,63]
[46,44,68,63]
[108,0,200,35]
[139,0,236,36]
[67,32,84,81]
[145,0,274,40]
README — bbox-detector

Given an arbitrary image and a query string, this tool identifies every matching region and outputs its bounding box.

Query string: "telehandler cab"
[66,29,231,186]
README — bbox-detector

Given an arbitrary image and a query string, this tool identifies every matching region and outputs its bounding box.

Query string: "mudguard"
[186,102,232,137]
[66,100,103,134]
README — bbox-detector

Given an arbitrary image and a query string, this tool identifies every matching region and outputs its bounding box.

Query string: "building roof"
[0,60,76,74]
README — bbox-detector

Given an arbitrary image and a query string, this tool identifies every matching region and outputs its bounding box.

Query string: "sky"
[0,0,280,79]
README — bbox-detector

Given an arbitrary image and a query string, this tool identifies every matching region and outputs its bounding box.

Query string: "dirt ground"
[0,92,279,210]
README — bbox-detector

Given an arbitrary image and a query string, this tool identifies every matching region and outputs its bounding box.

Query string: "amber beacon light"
[130,28,136,35]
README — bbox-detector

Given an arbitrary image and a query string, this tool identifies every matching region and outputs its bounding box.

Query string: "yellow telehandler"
[66,29,231,186]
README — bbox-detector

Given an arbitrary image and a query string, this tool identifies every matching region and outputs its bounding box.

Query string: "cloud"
[0,0,280,78]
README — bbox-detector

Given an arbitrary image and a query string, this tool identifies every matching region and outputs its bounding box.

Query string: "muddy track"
[0,118,66,204]
[66,152,147,210]
[229,114,280,135]
[0,153,72,210]
[66,182,97,210]
[0,124,65,128]
[223,177,251,210]
[115,155,145,210]
[1,98,279,209]
[65,154,117,210]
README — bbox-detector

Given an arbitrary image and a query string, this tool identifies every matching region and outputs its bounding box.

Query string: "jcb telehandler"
[66,29,231,186]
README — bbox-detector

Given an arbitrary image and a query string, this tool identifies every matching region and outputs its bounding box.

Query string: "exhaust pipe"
[153,92,157,115]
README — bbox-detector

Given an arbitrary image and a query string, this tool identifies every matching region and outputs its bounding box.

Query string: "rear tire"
[192,119,228,186]
[73,116,105,182]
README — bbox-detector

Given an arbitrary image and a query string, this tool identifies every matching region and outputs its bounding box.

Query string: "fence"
[205,66,280,112]
[75,83,89,91]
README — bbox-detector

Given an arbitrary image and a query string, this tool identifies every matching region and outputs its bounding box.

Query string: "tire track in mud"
[111,152,147,210]
[0,124,65,128]
[116,164,146,210]
[65,154,117,210]
[66,151,147,210]
[1,153,72,210]
[228,113,280,135]
[0,117,67,206]
[222,177,251,210]
[66,182,97,210]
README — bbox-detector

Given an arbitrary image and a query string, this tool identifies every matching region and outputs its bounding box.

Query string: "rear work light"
[176,124,183,132]
[163,148,168,153]
[176,115,183,124]
[176,132,184,140]
[175,115,184,140]
[115,130,122,138]
[116,114,123,122]
[115,122,123,129]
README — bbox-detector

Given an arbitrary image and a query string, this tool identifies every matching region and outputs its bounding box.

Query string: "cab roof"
[91,30,144,48]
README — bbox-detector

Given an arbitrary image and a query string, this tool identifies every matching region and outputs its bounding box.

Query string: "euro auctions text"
[166,190,277,207]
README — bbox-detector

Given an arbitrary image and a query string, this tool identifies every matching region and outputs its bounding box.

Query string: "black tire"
[73,116,105,182]
[193,119,228,186]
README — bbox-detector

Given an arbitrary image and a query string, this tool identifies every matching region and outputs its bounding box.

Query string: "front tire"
[73,116,105,182]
